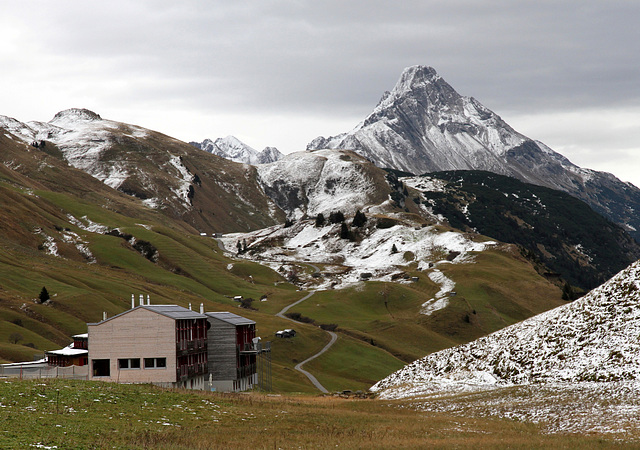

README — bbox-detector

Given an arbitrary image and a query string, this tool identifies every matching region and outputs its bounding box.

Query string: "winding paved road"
[276,291,337,394]
[217,237,337,393]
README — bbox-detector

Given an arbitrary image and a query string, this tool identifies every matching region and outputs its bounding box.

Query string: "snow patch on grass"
[221,218,494,291]
[420,270,455,315]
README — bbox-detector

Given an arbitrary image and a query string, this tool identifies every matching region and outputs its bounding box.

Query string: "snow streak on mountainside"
[308,65,640,239]
[372,259,640,399]
[191,136,283,165]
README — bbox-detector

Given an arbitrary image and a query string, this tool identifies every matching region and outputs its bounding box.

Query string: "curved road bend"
[276,291,337,394]
[216,236,337,393]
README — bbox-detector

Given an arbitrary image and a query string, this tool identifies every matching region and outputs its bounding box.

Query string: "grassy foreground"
[0,379,622,449]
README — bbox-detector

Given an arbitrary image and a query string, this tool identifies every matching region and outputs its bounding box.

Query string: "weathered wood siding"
[206,319,237,381]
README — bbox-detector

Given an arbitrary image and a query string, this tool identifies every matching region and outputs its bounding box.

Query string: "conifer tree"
[329,211,345,224]
[352,210,367,227]
[39,286,50,303]
[340,222,350,239]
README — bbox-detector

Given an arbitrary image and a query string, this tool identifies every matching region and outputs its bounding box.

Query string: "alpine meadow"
[2,64,640,448]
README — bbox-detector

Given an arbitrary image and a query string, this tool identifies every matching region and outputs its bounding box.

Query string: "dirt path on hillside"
[219,237,336,393]
[276,291,337,394]
[214,237,227,253]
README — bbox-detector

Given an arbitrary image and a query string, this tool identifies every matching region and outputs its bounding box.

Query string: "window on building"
[144,357,167,369]
[118,358,141,369]
[92,359,110,377]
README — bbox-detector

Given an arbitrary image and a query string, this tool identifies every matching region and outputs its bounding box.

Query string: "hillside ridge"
[372,259,640,398]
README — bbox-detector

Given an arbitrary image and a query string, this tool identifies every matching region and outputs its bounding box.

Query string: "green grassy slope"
[289,248,564,364]
[0,136,408,392]
[0,132,566,394]
[0,379,626,448]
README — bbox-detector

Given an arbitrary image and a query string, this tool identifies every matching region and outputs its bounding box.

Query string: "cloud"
[1,1,639,185]
[5,1,640,113]
[505,107,640,185]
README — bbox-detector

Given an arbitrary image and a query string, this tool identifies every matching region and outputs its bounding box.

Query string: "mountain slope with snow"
[308,65,640,239]
[0,109,285,232]
[255,149,391,219]
[372,259,640,399]
[309,66,525,175]
[191,136,283,165]
[405,170,640,290]
[221,214,495,292]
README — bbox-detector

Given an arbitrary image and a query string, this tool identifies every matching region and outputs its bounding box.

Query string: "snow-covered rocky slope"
[191,136,283,165]
[0,109,285,232]
[255,149,390,219]
[308,65,640,239]
[372,259,640,398]
[1,109,149,189]
[220,214,495,296]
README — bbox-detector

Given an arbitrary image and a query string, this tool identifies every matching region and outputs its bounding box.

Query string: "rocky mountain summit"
[190,136,283,165]
[372,259,640,399]
[309,66,523,175]
[308,65,640,240]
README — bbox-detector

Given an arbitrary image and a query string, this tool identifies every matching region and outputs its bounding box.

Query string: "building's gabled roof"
[88,304,206,326]
[205,311,255,326]
[73,333,88,339]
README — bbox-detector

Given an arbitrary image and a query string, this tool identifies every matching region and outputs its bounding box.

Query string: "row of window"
[177,352,207,378]
[176,319,207,344]
[118,357,167,370]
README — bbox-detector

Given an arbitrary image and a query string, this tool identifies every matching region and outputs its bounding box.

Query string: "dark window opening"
[144,357,167,369]
[118,358,141,369]
[92,359,110,377]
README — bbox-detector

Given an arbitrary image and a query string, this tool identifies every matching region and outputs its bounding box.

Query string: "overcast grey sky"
[2,1,640,186]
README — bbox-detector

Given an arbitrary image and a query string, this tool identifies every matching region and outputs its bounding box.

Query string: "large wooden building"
[205,312,258,392]
[87,305,208,389]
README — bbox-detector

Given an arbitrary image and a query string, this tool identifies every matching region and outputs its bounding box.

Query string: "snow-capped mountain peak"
[307,64,640,239]
[309,65,526,173]
[191,136,282,165]
[49,108,102,126]
[258,146,283,164]
[373,65,449,113]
